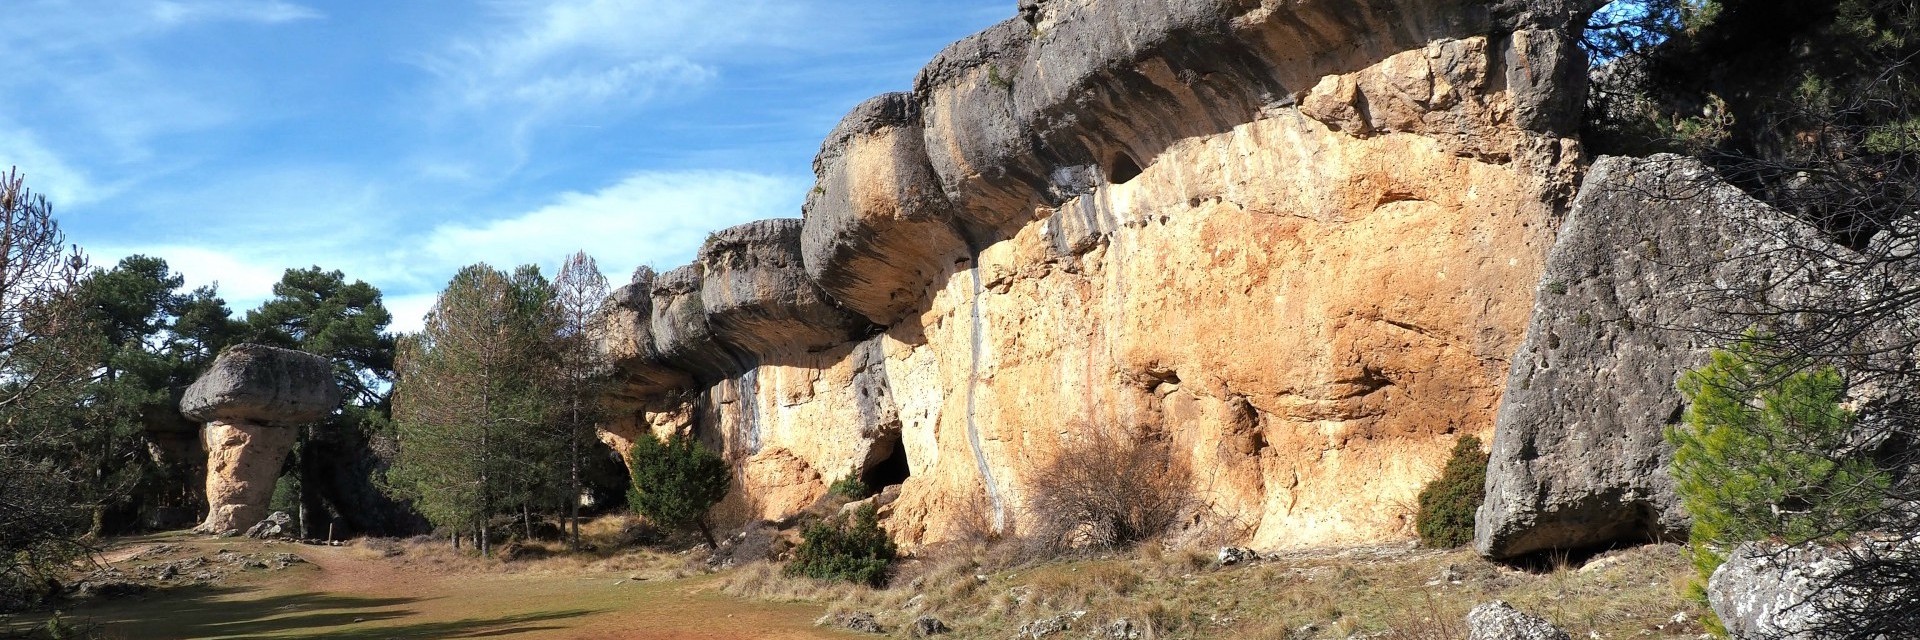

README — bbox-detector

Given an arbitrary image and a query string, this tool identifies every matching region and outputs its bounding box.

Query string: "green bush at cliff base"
[785,503,897,586]
[827,476,871,500]
[1415,435,1488,548]
[626,433,730,548]
[1669,338,1889,634]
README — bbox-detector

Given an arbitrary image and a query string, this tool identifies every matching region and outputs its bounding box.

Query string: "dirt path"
[55,541,856,640]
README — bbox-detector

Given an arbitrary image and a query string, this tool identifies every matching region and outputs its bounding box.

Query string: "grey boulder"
[1466,601,1569,640]
[180,343,340,426]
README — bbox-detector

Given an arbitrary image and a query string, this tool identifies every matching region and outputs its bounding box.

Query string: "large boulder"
[1476,155,1846,558]
[1707,543,1848,640]
[1709,540,1919,640]
[181,344,340,426]
[183,344,341,534]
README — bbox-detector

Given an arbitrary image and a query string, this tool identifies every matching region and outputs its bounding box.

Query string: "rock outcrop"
[1466,601,1570,640]
[1707,544,1848,640]
[599,0,1607,548]
[1475,155,1849,559]
[182,344,340,535]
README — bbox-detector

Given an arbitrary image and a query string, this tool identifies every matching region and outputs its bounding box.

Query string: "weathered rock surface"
[803,92,968,326]
[600,269,694,396]
[182,344,340,534]
[648,265,745,381]
[601,0,1601,548]
[198,420,300,535]
[1476,155,1845,559]
[1707,544,1846,640]
[1466,600,1570,640]
[181,344,339,426]
[699,219,871,357]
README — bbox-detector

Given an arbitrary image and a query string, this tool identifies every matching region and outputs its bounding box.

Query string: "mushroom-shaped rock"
[802,93,968,326]
[698,219,870,357]
[181,344,340,534]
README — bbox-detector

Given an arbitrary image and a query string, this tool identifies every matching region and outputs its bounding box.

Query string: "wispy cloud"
[0,127,101,207]
[421,168,800,282]
[149,0,323,26]
[95,168,801,332]
[421,0,799,115]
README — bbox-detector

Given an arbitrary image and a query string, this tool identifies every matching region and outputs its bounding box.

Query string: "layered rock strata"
[181,344,340,534]
[600,0,1604,548]
[1475,155,1853,559]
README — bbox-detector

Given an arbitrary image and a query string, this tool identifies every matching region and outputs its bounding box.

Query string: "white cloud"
[384,292,440,335]
[150,0,322,26]
[88,244,292,314]
[422,168,800,283]
[0,128,101,207]
[422,0,799,114]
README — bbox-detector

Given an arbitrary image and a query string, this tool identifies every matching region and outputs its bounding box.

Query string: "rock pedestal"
[199,421,301,534]
[181,344,340,535]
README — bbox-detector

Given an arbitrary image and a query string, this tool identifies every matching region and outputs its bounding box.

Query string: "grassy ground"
[1,518,1707,640]
[1,520,855,640]
[721,541,1711,639]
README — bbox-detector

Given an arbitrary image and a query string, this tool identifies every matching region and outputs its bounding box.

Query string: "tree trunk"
[296,425,310,539]
[697,517,718,550]
[569,397,582,550]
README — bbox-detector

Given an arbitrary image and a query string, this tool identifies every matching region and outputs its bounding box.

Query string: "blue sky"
[0,0,1008,332]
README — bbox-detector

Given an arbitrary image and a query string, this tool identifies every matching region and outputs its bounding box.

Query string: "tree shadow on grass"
[27,583,599,640]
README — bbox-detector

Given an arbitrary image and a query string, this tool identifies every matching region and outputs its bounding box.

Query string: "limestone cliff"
[599,0,1604,549]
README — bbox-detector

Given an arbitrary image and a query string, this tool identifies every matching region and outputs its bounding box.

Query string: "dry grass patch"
[715,541,1709,639]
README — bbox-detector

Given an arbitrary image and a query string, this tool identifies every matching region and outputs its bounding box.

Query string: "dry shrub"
[943,485,1004,545]
[1024,426,1191,555]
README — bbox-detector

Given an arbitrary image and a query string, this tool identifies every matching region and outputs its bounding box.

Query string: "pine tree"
[390,264,558,556]
[1669,337,1890,619]
[550,251,610,548]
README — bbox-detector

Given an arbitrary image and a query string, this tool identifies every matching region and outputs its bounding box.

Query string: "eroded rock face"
[599,270,694,397]
[1475,155,1847,559]
[182,344,340,534]
[1707,544,1844,640]
[600,0,1602,548]
[699,219,870,357]
[803,93,968,326]
[648,265,744,381]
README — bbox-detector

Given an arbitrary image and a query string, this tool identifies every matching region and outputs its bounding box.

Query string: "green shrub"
[1669,338,1889,624]
[828,476,871,500]
[627,433,730,548]
[1415,435,1487,548]
[785,503,896,586]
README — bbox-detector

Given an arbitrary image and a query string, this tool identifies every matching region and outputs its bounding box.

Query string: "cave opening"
[860,440,912,490]
[1108,152,1144,184]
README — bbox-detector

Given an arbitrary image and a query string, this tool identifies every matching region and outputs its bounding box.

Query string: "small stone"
[909,615,950,637]
[822,611,884,634]
[1217,547,1255,566]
